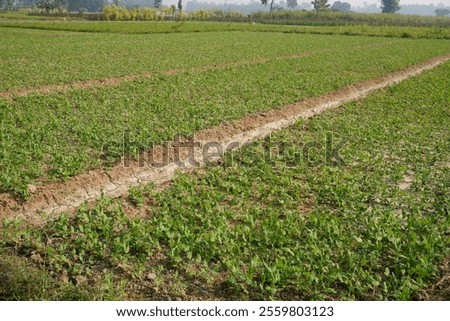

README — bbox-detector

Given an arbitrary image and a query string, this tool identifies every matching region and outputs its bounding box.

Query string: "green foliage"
[330,1,351,12]
[67,0,103,13]
[311,0,330,13]
[261,0,276,15]
[2,7,450,26]
[190,9,210,20]
[139,62,450,299]
[381,0,401,14]
[0,249,127,300]
[103,5,159,21]
[287,0,298,9]
[252,10,450,27]
[35,0,67,13]
[103,6,233,21]
[128,183,155,208]
[1,17,450,36]
[435,9,450,17]
[0,0,16,10]
[2,196,157,280]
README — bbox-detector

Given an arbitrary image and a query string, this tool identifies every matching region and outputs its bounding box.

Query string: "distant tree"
[434,8,450,16]
[154,0,161,9]
[169,4,176,18]
[1,0,16,10]
[55,0,67,11]
[311,0,329,12]
[381,0,400,13]
[36,0,56,12]
[177,0,182,11]
[261,0,276,15]
[287,0,298,10]
[331,1,351,12]
[68,0,103,12]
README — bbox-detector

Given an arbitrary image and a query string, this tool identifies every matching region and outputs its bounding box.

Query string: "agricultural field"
[1,28,450,198]
[3,29,431,91]
[0,17,449,301]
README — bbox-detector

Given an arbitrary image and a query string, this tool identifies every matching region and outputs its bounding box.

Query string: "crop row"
[2,61,448,300]
[1,35,449,197]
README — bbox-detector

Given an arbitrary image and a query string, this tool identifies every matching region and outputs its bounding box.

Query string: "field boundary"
[1,53,449,224]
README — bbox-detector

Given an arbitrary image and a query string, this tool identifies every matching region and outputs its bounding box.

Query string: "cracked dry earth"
[1,53,449,224]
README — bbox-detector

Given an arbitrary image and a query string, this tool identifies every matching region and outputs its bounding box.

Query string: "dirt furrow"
[1,53,448,224]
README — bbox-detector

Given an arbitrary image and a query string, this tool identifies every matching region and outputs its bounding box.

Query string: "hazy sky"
[184,0,450,6]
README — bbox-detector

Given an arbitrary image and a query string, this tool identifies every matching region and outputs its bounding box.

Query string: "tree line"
[2,0,449,17]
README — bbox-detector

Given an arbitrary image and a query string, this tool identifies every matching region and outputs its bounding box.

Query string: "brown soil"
[398,170,415,191]
[1,53,449,225]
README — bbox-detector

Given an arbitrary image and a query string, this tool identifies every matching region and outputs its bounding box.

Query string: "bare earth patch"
[398,170,414,191]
